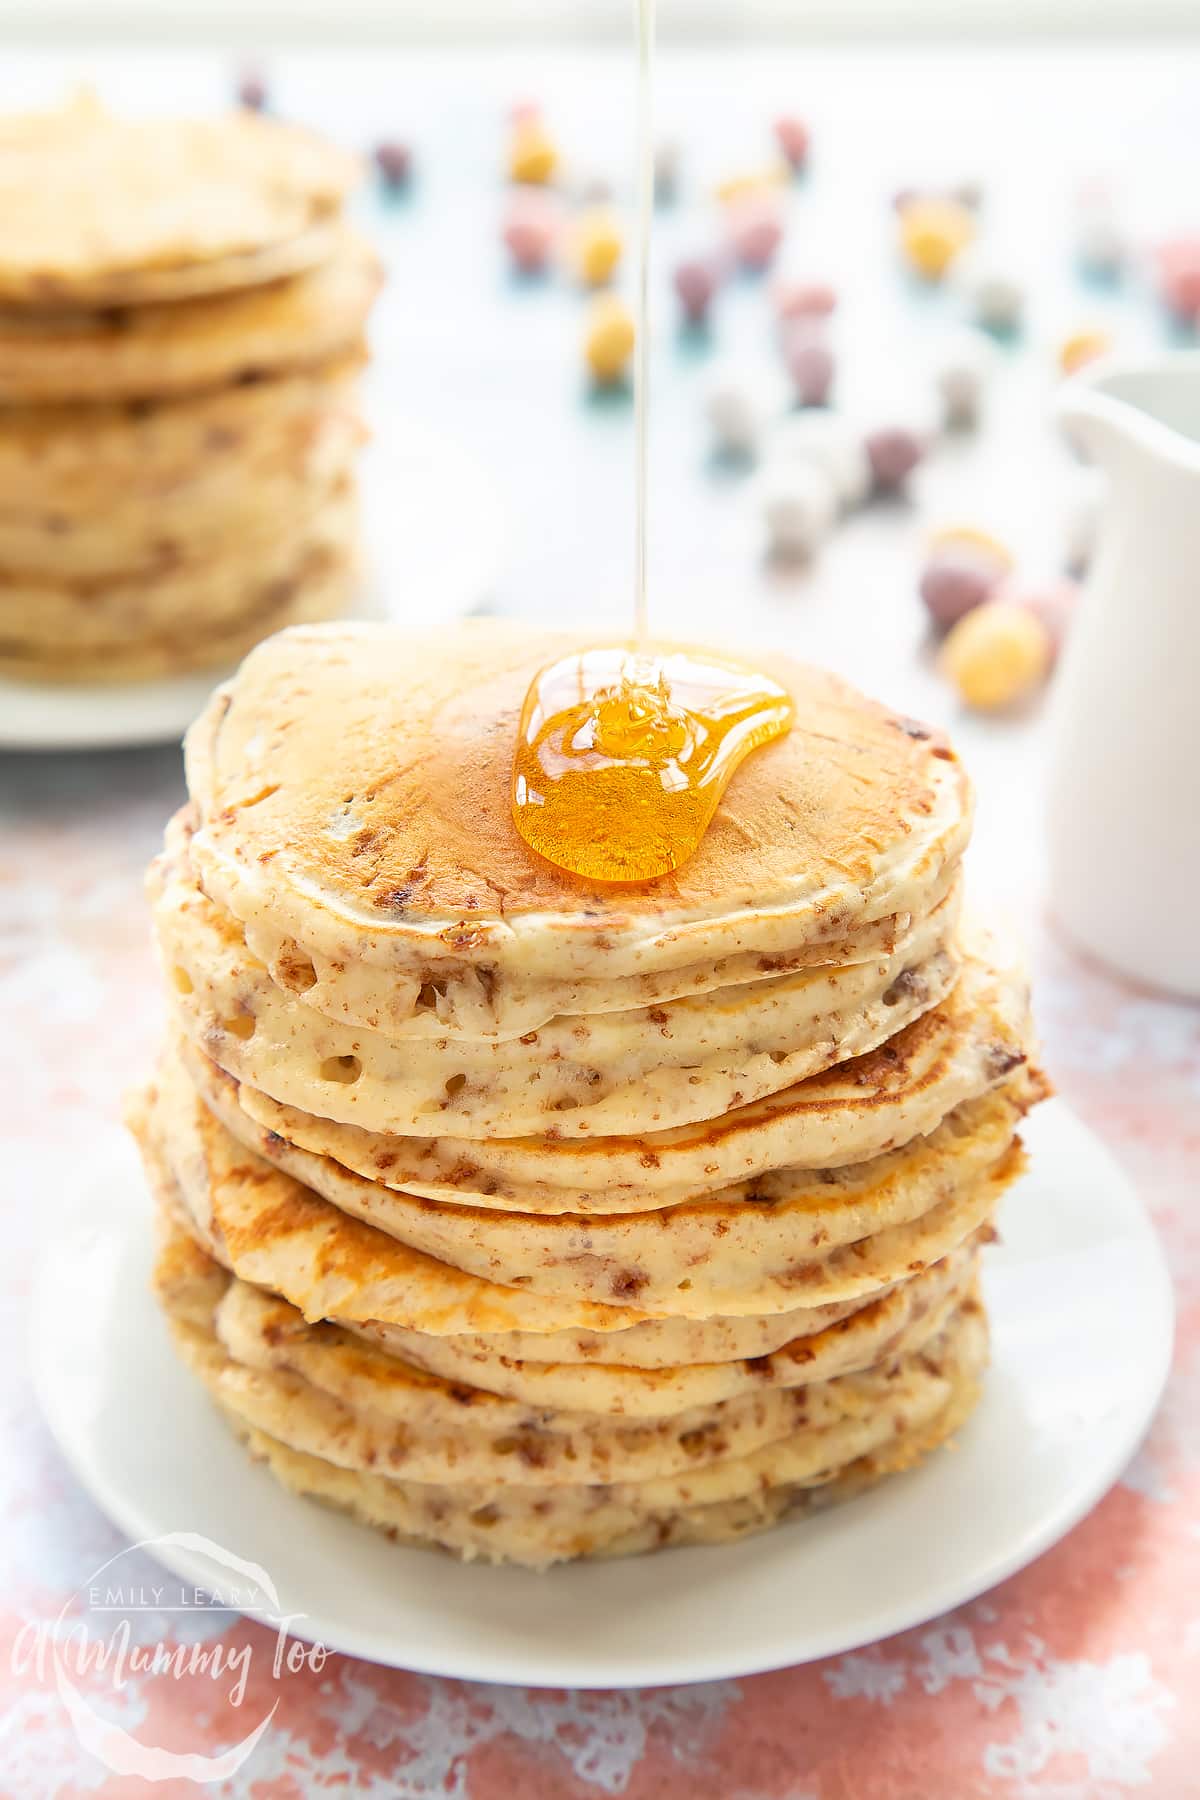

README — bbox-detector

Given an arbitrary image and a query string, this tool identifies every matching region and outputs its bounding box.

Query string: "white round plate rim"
[0,416,505,753]
[31,1098,1173,1690]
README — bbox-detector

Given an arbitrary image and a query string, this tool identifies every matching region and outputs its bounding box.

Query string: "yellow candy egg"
[941,600,1053,710]
[926,524,1014,573]
[509,120,559,185]
[569,207,623,286]
[1059,328,1112,376]
[584,295,636,385]
[715,165,787,206]
[899,198,975,280]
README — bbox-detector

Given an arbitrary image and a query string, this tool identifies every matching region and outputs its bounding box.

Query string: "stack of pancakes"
[129,620,1048,1567]
[0,96,381,682]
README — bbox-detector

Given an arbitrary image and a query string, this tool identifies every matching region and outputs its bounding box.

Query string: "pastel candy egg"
[728,197,784,270]
[1059,329,1112,376]
[705,367,766,456]
[941,600,1052,709]
[569,208,623,286]
[509,120,559,185]
[768,411,869,509]
[584,296,635,385]
[898,197,975,280]
[503,194,558,272]
[933,329,993,428]
[784,337,835,407]
[1075,209,1125,277]
[960,254,1025,331]
[673,255,721,324]
[774,279,837,322]
[236,67,268,112]
[1008,578,1081,663]
[773,115,810,172]
[927,523,1013,570]
[919,552,1003,631]
[865,426,925,491]
[1156,237,1200,319]
[374,140,412,189]
[654,138,682,203]
[761,461,837,556]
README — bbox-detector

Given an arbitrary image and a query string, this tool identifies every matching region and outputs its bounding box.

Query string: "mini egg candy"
[673,255,721,325]
[784,336,835,408]
[1009,578,1081,664]
[509,118,559,185]
[716,167,785,205]
[728,195,784,271]
[1058,328,1112,376]
[898,196,975,281]
[236,66,268,111]
[374,140,412,190]
[705,366,767,457]
[933,328,993,429]
[773,114,810,172]
[960,254,1025,332]
[569,207,623,286]
[584,295,635,386]
[503,193,559,273]
[769,410,870,510]
[952,178,985,212]
[760,460,837,556]
[774,279,837,322]
[654,137,682,203]
[940,600,1052,710]
[1156,236,1200,320]
[865,426,925,492]
[1075,209,1125,278]
[918,528,1011,631]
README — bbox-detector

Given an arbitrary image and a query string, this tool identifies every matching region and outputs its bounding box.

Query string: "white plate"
[0,419,506,753]
[30,1099,1172,1689]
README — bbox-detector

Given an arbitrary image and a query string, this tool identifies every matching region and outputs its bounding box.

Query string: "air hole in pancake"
[470,1504,500,1527]
[171,965,194,995]
[416,982,445,1011]
[768,1050,787,1065]
[223,1013,256,1040]
[321,1054,362,1084]
[275,942,317,992]
[444,1073,467,1097]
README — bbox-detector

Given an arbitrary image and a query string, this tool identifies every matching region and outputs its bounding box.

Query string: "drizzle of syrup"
[511,645,794,882]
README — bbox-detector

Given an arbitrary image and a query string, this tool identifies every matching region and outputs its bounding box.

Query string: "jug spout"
[1055,353,1200,480]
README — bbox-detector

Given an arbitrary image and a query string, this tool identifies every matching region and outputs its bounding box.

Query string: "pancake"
[182,620,973,1028]
[186,1034,1037,1310]
[155,827,963,1139]
[0,374,364,579]
[0,234,381,404]
[0,539,357,684]
[0,99,359,308]
[156,1215,988,1567]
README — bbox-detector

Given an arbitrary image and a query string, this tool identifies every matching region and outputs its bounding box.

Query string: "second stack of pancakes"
[0,96,381,682]
[131,620,1047,1566]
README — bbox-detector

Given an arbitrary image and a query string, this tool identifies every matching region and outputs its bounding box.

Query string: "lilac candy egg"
[785,339,834,407]
[236,68,267,111]
[919,553,999,631]
[673,256,720,324]
[374,140,412,189]
[503,195,558,272]
[774,279,837,322]
[729,199,784,271]
[865,427,925,491]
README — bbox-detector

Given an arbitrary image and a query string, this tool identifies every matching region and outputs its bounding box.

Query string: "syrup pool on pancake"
[509,0,792,885]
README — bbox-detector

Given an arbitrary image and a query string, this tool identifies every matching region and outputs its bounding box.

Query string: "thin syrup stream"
[633,0,654,642]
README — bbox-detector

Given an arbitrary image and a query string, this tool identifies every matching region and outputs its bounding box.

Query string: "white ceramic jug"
[1049,356,1200,999]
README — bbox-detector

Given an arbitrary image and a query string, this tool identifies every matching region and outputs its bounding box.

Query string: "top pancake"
[185,620,972,996]
[0,98,360,308]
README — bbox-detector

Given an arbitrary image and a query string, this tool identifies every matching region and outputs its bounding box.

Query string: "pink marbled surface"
[1,732,1198,1800]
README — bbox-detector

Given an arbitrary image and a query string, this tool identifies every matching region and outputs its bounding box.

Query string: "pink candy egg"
[773,115,810,171]
[1009,579,1081,663]
[728,198,784,271]
[774,280,837,322]
[236,67,267,111]
[502,194,558,272]
[919,554,1001,631]
[784,338,834,407]
[1156,237,1200,320]
[673,256,721,324]
[865,427,925,491]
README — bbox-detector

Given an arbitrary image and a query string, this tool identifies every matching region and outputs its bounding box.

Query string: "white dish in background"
[0,418,506,753]
[30,1099,1172,1689]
